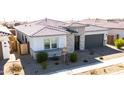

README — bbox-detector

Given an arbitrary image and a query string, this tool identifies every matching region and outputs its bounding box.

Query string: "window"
[51,38,58,48]
[44,37,58,49]
[44,39,50,49]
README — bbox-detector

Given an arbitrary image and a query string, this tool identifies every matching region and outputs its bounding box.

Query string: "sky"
[0,0,124,22]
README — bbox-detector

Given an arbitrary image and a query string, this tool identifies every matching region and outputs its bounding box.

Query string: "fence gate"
[107,35,114,45]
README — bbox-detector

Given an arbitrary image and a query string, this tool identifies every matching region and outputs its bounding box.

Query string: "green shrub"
[70,52,77,63]
[36,52,48,63]
[41,62,48,69]
[114,38,124,49]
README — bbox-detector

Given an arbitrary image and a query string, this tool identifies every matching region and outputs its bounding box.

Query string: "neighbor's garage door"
[85,34,104,49]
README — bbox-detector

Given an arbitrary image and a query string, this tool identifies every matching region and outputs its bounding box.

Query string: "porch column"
[80,35,85,50]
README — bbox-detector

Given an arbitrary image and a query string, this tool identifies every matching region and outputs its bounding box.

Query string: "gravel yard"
[1,46,124,75]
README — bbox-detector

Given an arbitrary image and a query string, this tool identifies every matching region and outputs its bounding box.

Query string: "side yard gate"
[17,41,29,55]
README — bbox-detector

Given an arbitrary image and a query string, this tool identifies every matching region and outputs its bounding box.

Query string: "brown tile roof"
[79,19,124,29]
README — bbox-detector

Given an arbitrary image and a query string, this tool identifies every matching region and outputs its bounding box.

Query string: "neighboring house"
[15,19,108,59]
[0,25,11,60]
[80,19,124,39]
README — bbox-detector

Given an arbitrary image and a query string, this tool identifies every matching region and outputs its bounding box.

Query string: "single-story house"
[15,19,108,59]
[0,25,11,60]
[15,19,69,59]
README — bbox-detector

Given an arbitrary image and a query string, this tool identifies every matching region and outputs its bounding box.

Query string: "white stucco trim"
[84,30,108,35]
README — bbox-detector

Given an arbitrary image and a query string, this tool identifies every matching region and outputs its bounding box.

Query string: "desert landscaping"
[73,63,124,75]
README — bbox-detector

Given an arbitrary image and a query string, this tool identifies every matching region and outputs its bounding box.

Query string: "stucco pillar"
[67,34,74,53]
[104,33,107,45]
[80,35,85,50]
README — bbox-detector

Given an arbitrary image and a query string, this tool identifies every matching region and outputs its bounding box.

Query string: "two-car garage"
[85,34,104,49]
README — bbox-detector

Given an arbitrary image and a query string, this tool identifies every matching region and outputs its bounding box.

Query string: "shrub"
[41,62,48,69]
[70,52,77,63]
[114,38,124,49]
[36,52,48,63]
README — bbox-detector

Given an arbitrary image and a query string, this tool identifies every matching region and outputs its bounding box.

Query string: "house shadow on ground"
[16,46,123,75]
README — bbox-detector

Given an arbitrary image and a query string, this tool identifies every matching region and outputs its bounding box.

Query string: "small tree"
[114,38,124,49]
[70,52,77,63]
[36,52,48,63]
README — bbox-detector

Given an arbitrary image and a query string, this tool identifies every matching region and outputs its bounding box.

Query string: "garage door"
[85,34,104,49]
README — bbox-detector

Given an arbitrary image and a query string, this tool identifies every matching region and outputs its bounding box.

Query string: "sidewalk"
[52,56,124,75]
[110,70,124,75]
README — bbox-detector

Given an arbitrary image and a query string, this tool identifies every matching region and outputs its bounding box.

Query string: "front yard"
[1,45,124,75]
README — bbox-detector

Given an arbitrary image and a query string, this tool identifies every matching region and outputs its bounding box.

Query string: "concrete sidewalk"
[52,56,124,75]
[110,70,124,75]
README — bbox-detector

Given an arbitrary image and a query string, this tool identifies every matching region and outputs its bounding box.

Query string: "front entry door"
[75,36,80,50]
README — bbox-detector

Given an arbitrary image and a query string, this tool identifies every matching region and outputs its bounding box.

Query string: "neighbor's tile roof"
[15,19,70,36]
[79,19,124,29]
[0,25,11,34]
[63,22,86,27]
